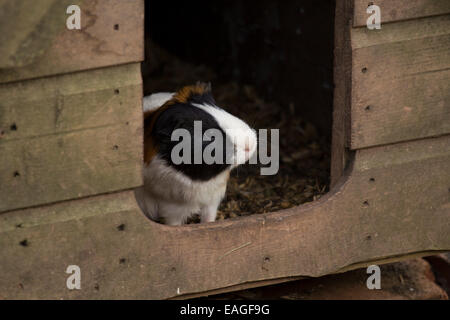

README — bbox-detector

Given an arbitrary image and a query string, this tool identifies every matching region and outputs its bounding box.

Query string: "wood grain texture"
[331,0,353,187]
[0,63,143,213]
[0,0,77,68]
[353,0,450,27]
[0,135,448,299]
[352,15,450,49]
[0,0,144,84]
[350,15,450,149]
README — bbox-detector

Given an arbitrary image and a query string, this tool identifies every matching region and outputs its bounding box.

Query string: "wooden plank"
[0,63,142,141]
[0,63,143,213]
[0,135,448,299]
[178,251,446,299]
[0,0,144,84]
[352,69,450,149]
[331,0,353,187]
[352,15,450,49]
[353,0,450,27]
[0,0,76,68]
[350,15,450,149]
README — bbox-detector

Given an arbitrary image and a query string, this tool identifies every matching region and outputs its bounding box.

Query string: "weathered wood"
[352,15,450,49]
[0,63,143,213]
[0,0,78,69]
[0,0,144,84]
[350,15,450,149]
[353,0,450,27]
[0,64,142,141]
[0,135,448,299]
[178,251,446,299]
[352,69,450,149]
[331,0,353,187]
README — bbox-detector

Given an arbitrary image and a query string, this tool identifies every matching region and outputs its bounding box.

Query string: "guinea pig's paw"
[200,204,219,223]
[158,203,190,226]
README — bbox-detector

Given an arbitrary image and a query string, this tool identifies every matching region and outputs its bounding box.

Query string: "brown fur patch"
[143,107,166,164]
[166,82,211,105]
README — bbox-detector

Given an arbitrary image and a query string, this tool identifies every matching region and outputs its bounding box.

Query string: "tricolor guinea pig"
[134,82,257,225]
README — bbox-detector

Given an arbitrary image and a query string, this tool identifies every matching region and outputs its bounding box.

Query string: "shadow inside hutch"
[142,0,335,222]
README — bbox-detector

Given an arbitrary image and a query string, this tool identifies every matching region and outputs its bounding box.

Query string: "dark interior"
[142,0,336,220]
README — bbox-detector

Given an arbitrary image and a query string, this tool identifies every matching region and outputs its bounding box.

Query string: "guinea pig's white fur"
[193,103,257,167]
[135,155,229,225]
[135,92,257,226]
[143,93,174,113]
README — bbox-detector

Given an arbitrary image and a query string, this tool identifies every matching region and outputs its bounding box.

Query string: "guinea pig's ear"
[196,81,212,92]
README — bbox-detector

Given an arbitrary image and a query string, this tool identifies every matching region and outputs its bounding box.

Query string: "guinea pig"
[134,82,257,226]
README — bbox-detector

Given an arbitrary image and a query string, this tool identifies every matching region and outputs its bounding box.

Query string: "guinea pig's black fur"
[152,103,232,181]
